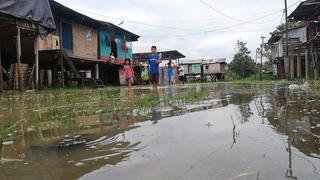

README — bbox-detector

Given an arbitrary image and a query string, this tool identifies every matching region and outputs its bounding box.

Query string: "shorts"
[126,76,132,82]
[179,75,185,82]
[150,73,159,84]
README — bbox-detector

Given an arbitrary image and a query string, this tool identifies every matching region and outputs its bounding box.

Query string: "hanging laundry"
[122,40,128,53]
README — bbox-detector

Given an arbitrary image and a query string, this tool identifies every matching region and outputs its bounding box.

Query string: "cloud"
[55,0,300,62]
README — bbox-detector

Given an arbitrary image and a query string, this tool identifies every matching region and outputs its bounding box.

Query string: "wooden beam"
[305,49,309,80]
[290,56,295,80]
[16,26,23,91]
[1,66,8,77]
[60,54,64,88]
[95,63,99,79]
[0,45,3,93]
[315,46,319,79]
[297,55,301,79]
[34,36,39,90]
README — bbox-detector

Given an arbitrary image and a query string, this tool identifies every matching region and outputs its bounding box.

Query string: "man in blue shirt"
[147,46,161,93]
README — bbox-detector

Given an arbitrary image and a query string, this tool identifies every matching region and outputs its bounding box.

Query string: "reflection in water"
[0,84,320,179]
[286,137,298,180]
[151,108,160,124]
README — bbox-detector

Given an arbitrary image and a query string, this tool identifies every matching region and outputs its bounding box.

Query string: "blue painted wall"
[99,30,133,61]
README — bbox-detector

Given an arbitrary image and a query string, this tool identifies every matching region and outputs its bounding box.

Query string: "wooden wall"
[203,63,225,74]
[72,23,98,59]
[38,34,60,51]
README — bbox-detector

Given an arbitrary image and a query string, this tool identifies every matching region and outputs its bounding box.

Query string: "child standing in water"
[166,60,174,85]
[123,59,134,90]
[147,46,161,93]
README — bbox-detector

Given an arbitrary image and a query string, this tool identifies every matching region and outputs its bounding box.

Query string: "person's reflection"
[151,107,161,124]
[168,86,174,98]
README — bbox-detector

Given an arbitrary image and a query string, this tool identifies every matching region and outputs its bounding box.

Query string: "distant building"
[180,59,226,81]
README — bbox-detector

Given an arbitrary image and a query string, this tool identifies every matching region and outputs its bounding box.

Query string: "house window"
[206,65,209,70]
[85,29,92,40]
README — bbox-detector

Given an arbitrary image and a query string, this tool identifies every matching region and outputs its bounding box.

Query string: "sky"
[55,0,301,62]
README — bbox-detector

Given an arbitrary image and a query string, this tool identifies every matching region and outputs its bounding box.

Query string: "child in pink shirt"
[123,59,134,89]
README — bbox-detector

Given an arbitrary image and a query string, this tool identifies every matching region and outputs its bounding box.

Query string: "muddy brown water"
[0,83,320,180]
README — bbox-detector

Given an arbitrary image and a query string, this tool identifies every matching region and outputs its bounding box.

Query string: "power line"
[139,11,283,38]
[141,28,274,38]
[76,7,280,34]
[71,0,301,38]
[199,0,301,25]
[199,0,265,24]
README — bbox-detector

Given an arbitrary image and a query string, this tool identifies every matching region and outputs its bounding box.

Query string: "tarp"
[0,0,56,36]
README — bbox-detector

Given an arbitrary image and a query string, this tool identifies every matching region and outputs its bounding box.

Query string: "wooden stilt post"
[95,63,99,79]
[60,55,64,88]
[315,46,319,79]
[297,55,301,79]
[16,27,22,91]
[0,45,3,93]
[34,36,39,90]
[290,56,295,80]
[311,45,315,78]
[305,50,309,80]
[59,20,64,88]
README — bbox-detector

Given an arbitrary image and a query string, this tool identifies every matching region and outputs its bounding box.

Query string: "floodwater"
[0,83,320,180]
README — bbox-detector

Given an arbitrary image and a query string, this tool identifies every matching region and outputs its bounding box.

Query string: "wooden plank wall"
[72,23,98,59]
[37,34,60,51]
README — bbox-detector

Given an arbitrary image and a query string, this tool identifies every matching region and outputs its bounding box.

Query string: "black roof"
[289,0,320,21]
[50,0,139,41]
[133,50,186,61]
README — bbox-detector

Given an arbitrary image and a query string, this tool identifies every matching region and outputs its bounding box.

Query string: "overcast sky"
[55,0,301,62]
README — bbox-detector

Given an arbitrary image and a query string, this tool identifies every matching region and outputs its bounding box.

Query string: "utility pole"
[260,36,266,81]
[284,0,289,79]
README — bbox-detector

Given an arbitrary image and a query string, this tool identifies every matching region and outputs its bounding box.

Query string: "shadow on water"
[0,83,319,179]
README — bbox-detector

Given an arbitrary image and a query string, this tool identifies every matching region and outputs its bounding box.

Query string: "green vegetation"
[226,73,274,83]
[228,40,257,78]
[308,80,320,91]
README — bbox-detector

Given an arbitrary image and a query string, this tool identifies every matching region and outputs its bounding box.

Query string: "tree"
[228,40,256,78]
[262,43,273,73]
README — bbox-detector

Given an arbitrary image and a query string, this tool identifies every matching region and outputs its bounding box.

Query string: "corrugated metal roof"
[133,50,185,62]
[289,0,320,21]
[181,59,226,65]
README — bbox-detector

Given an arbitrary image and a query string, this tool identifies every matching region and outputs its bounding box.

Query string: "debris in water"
[2,141,14,146]
[74,162,84,166]
[27,127,36,132]
[288,84,300,90]
[58,135,86,148]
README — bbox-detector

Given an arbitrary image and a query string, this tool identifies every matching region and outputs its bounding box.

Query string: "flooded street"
[0,83,320,180]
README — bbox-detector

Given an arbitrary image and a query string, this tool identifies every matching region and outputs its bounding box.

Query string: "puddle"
[0,83,319,180]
